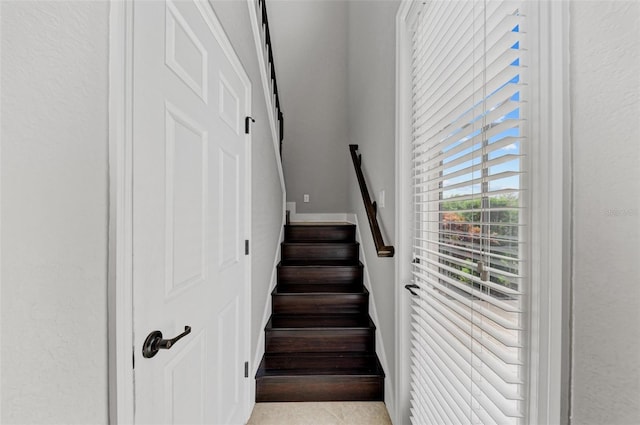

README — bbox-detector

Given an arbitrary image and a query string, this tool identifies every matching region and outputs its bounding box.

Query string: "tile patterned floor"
[247,402,392,425]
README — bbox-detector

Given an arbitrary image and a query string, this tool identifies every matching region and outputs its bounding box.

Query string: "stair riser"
[285,226,356,243]
[259,354,381,372]
[281,244,359,261]
[265,330,375,353]
[272,293,368,315]
[277,266,363,285]
[256,376,384,402]
[276,283,363,293]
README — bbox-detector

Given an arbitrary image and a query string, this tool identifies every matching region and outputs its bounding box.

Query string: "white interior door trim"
[393,3,414,425]
[108,1,254,422]
[108,1,134,423]
[526,2,572,422]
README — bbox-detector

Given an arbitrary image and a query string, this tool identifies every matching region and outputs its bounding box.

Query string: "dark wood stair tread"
[272,287,369,315]
[257,353,384,377]
[284,223,357,243]
[279,260,362,267]
[267,314,374,330]
[280,242,359,250]
[274,284,367,294]
[287,222,355,226]
[282,241,358,245]
[281,242,359,262]
[277,261,363,286]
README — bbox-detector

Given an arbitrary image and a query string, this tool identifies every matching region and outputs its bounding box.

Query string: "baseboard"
[351,214,396,418]
[286,202,350,223]
[292,213,350,222]
[285,201,296,218]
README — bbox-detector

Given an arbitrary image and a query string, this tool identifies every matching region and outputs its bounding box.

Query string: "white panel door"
[132,1,250,424]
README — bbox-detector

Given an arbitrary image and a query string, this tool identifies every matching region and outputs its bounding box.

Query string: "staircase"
[255,222,385,402]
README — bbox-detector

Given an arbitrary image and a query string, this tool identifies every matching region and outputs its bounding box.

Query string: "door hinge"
[245,116,255,134]
[132,350,135,370]
[244,361,249,378]
[245,239,249,255]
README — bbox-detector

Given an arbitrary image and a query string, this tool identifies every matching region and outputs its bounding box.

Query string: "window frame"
[394,1,571,424]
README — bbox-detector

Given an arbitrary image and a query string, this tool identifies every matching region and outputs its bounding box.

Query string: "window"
[408,1,528,423]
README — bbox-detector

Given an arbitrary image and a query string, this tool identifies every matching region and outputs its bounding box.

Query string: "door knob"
[142,326,192,358]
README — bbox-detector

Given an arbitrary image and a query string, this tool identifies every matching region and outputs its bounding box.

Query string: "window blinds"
[409,1,527,424]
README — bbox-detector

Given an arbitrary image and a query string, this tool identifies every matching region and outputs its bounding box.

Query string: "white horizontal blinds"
[409,1,527,424]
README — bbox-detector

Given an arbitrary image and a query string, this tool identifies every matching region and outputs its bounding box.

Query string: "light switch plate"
[303,194,310,203]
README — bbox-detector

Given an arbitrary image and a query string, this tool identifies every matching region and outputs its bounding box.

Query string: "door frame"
[108,1,253,423]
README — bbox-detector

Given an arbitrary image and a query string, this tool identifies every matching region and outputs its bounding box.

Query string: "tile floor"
[247,402,392,425]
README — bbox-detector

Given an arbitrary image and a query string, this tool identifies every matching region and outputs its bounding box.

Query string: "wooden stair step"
[268,314,374,328]
[285,223,356,243]
[255,353,384,402]
[279,259,361,266]
[281,242,359,261]
[257,352,384,375]
[275,283,364,293]
[277,261,363,285]
[272,286,369,315]
[265,314,376,353]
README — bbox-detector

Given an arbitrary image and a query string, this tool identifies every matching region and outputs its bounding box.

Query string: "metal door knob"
[142,326,192,358]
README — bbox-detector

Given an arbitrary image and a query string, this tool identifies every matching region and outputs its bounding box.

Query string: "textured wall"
[570,1,640,424]
[268,0,350,214]
[347,0,399,417]
[207,0,285,373]
[1,1,110,423]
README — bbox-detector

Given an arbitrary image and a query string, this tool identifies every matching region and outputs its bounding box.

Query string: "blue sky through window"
[440,23,522,199]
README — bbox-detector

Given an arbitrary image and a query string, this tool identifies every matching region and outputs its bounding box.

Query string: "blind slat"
[412,241,523,267]
[412,29,521,118]
[414,119,526,168]
[414,289,522,351]
[412,315,522,416]
[413,301,523,390]
[413,135,522,178]
[412,274,523,331]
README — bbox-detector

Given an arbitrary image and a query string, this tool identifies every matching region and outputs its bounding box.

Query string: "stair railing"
[349,145,395,257]
[254,0,284,156]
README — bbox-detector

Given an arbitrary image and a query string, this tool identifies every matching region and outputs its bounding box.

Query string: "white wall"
[346,0,399,418]
[208,0,285,378]
[268,0,350,214]
[570,2,640,424]
[1,1,110,423]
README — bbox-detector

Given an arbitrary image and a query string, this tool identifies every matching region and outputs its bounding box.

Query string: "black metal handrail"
[257,0,284,156]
